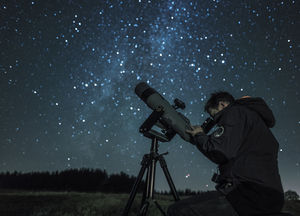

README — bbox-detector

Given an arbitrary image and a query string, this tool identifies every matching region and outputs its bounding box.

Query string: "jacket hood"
[235,97,275,128]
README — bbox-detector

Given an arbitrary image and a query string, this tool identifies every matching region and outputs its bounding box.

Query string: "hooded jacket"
[192,97,283,194]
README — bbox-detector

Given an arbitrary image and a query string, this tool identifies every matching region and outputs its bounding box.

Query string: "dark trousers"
[167,183,284,216]
[226,182,284,216]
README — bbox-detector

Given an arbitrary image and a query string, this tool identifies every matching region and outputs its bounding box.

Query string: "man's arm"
[187,107,245,164]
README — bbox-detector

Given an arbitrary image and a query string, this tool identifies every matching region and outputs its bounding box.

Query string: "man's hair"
[204,91,235,113]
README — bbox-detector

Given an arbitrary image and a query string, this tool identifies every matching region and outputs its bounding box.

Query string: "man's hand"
[186,125,204,136]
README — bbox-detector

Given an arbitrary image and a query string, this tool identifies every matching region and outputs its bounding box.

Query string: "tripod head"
[139,106,177,142]
[139,97,192,142]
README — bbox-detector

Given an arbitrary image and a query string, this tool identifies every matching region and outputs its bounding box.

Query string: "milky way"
[0,0,299,193]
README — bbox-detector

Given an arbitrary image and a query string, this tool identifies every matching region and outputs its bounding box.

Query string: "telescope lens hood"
[135,82,157,102]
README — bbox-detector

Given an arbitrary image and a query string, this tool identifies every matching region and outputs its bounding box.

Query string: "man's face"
[208,101,229,117]
[208,107,219,117]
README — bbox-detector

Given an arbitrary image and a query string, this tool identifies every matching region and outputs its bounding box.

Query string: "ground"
[0,190,298,216]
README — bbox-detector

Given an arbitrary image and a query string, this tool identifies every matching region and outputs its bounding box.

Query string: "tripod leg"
[138,201,149,216]
[122,155,150,216]
[146,153,157,199]
[154,200,167,216]
[139,166,149,210]
[138,154,157,216]
[158,155,180,201]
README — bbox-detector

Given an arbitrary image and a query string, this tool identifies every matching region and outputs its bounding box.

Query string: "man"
[167,92,284,216]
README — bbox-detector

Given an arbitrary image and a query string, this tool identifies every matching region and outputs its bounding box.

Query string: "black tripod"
[122,136,180,216]
[122,107,180,216]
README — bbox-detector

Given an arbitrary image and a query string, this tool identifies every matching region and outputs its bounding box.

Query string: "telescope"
[135,82,193,142]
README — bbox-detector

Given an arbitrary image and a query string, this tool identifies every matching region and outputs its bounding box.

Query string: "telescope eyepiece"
[201,117,216,134]
[174,98,186,110]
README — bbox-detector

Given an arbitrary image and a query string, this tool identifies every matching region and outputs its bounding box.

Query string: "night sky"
[1,0,299,194]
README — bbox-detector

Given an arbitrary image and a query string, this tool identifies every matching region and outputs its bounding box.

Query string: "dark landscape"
[0,169,299,216]
[0,190,299,216]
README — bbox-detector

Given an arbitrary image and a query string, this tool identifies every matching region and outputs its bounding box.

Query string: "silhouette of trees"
[285,190,300,201]
[2,169,296,198]
[0,168,144,193]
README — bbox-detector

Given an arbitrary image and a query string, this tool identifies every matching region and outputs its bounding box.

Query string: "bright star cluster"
[0,0,299,193]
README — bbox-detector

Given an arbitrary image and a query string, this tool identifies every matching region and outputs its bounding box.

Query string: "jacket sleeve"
[192,107,246,165]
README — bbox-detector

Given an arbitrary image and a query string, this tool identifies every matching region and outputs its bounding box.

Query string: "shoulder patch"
[213,126,224,138]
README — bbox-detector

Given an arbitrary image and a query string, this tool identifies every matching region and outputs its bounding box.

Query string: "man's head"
[204,91,235,117]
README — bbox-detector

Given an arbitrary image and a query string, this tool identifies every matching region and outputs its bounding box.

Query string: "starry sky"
[0,0,299,193]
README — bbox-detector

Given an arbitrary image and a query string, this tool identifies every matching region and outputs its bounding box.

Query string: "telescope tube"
[135,82,192,142]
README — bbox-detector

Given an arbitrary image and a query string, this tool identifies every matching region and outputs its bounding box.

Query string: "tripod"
[122,135,180,216]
